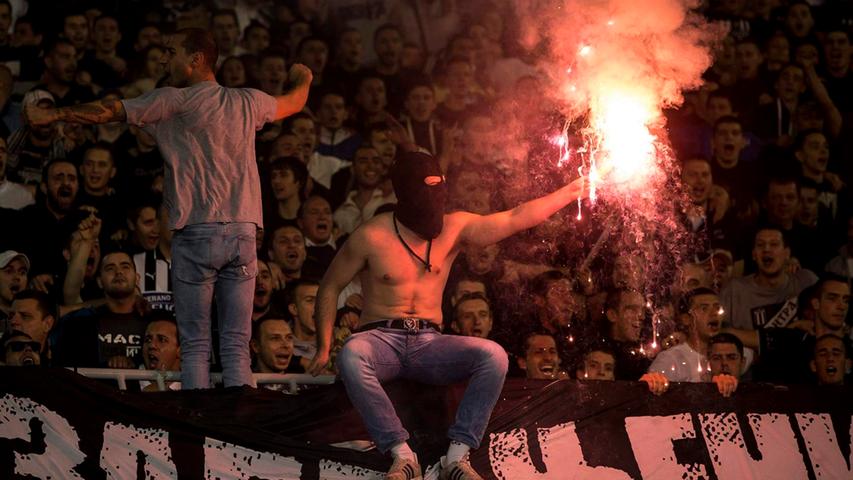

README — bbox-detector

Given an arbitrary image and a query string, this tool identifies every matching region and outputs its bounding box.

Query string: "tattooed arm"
[25,98,127,126]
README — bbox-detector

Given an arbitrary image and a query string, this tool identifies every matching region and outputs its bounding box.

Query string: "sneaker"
[385,456,422,480]
[439,456,483,480]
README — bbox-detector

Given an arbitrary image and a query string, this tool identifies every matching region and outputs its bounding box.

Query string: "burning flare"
[521,0,723,195]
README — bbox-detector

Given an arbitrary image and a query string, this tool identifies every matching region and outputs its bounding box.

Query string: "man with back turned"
[27,28,312,389]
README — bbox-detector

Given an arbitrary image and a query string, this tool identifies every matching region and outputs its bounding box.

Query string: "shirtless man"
[308,149,588,480]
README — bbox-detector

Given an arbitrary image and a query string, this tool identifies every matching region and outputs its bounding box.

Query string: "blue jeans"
[171,222,257,389]
[337,326,508,453]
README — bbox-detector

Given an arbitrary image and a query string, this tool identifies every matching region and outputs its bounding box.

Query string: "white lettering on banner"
[0,394,86,478]
[1,396,850,479]
[318,459,384,478]
[100,422,177,479]
[204,437,303,479]
[625,414,707,479]
[795,414,853,479]
[488,423,631,479]
[699,413,808,479]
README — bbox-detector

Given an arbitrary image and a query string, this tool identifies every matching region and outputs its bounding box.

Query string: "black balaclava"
[391,150,447,239]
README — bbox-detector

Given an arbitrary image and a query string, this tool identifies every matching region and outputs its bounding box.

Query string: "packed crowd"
[0,0,850,394]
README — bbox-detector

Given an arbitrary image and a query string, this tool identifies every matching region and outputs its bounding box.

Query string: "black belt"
[355,318,436,334]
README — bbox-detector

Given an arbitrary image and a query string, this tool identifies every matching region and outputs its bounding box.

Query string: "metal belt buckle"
[402,317,419,334]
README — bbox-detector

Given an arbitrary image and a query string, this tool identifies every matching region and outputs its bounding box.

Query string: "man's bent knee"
[474,338,509,374]
[337,336,376,376]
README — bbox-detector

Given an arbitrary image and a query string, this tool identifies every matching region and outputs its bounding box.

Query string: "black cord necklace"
[393,213,432,272]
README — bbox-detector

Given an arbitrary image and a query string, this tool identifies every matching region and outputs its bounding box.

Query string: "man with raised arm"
[26,28,312,390]
[307,145,589,480]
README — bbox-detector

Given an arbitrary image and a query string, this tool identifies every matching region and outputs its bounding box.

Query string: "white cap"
[22,89,55,108]
[0,250,30,270]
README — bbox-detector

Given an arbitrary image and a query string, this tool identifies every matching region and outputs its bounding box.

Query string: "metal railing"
[67,368,336,394]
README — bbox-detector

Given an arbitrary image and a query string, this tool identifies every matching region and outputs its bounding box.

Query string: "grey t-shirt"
[292,337,317,359]
[720,269,818,330]
[122,82,277,230]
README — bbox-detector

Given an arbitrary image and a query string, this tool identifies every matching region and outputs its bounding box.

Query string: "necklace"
[393,213,432,272]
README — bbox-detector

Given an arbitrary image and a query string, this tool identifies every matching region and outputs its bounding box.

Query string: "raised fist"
[288,63,313,86]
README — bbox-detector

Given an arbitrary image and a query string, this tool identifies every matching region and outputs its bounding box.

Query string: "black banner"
[0,367,851,479]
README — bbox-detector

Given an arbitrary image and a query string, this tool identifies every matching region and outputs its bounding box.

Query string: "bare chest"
[364,232,457,286]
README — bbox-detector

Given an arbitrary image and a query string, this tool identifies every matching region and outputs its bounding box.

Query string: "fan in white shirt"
[649,287,739,397]
[334,145,396,234]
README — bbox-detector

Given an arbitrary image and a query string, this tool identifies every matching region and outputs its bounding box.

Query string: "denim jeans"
[336,326,509,453]
[171,222,257,389]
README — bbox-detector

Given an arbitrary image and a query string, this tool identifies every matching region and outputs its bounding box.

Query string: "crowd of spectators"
[0,0,850,395]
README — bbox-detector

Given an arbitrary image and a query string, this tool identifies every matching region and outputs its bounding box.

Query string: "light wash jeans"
[171,222,257,389]
[337,326,508,453]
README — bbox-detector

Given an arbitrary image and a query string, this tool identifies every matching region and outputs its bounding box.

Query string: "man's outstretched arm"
[26,98,127,126]
[459,175,589,247]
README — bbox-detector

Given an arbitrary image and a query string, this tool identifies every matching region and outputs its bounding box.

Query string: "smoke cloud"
[518,0,723,121]
[479,0,728,346]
